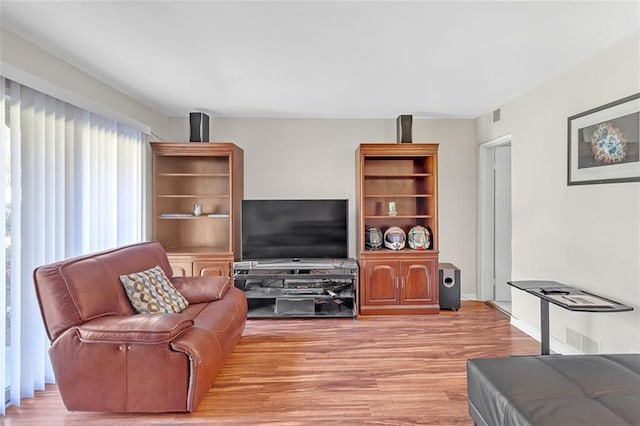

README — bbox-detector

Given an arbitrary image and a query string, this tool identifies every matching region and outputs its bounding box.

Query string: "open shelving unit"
[356,143,440,315]
[359,153,437,243]
[233,260,358,318]
[150,142,243,277]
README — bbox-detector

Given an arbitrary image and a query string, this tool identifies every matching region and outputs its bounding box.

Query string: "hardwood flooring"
[4,301,540,425]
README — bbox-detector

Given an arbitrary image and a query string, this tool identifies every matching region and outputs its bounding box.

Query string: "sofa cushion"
[171,276,231,304]
[77,314,193,344]
[33,241,175,342]
[120,265,189,314]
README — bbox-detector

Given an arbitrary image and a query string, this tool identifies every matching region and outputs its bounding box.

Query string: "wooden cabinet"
[356,143,439,315]
[166,253,231,277]
[167,258,193,277]
[360,256,438,314]
[194,259,230,277]
[150,142,243,277]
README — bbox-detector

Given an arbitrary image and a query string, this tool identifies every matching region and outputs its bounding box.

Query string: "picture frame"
[567,93,640,185]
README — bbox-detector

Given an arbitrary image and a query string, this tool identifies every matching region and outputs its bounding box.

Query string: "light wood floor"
[4,301,540,425]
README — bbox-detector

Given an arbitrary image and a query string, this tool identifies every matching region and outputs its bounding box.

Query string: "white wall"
[477,33,640,353]
[0,27,170,137]
[0,24,478,298]
[170,117,478,295]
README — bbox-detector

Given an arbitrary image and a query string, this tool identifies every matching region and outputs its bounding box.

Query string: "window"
[0,77,149,412]
[3,78,10,406]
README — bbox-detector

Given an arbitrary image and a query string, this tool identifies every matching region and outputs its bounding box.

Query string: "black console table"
[508,280,633,355]
[234,259,358,318]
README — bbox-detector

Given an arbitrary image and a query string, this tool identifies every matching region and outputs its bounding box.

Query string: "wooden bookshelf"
[356,143,439,315]
[150,142,243,278]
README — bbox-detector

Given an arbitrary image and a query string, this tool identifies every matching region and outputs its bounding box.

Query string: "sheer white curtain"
[0,77,149,414]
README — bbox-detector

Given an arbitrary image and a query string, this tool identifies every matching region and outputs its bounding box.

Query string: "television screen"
[241,199,348,260]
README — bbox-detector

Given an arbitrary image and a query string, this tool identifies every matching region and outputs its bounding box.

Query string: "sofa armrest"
[171,276,231,304]
[76,314,193,344]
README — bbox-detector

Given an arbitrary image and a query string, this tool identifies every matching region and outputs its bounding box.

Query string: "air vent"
[566,327,602,354]
[492,109,501,123]
[581,335,601,354]
[566,327,581,350]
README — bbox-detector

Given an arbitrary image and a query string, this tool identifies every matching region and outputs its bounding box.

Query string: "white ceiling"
[1,1,639,119]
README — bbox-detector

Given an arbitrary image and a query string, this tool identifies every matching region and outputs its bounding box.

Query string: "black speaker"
[189,112,209,142]
[439,263,461,310]
[396,114,413,143]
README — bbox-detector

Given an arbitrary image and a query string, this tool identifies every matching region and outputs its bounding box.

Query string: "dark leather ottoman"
[466,354,640,425]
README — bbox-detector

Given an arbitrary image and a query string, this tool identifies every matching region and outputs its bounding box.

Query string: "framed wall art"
[567,93,640,185]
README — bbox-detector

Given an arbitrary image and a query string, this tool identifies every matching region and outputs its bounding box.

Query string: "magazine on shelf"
[547,293,616,308]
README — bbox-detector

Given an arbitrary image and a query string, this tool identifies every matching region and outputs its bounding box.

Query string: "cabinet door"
[168,257,193,277]
[194,260,230,277]
[400,259,437,304]
[362,260,400,305]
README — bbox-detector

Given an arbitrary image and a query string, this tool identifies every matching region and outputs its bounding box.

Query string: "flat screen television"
[241,199,348,260]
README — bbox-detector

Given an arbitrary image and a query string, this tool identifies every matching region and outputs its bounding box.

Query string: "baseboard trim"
[485,300,510,318]
[509,316,582,355]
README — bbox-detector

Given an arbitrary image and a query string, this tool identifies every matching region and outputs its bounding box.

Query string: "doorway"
[478,135,512,314]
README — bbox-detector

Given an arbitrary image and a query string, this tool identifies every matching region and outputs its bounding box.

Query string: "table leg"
[540,299,550,355]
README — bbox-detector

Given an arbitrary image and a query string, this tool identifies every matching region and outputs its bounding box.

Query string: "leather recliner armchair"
[33,241,247,413]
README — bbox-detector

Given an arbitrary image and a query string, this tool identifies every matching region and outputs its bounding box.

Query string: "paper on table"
[548,294,616,308]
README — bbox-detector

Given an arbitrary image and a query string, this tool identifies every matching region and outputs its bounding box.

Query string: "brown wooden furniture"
[150,142,243,277]
[356,143,439,315]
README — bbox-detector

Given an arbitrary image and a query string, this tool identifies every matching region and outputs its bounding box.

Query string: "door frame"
[477,133,512,301]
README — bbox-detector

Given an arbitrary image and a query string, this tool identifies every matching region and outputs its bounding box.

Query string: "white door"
[493,144,512,302]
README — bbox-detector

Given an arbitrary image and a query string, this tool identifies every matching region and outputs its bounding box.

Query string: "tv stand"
[233,259,358,318]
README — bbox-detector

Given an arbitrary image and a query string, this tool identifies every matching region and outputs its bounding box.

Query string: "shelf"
[361,247,438,255]
[244,289,354,299]
[246,297,356,319]
[165,245,232,255]
[364,194,431,198]
[234,262,357,319]
[157,194,230,198]
[364,215,432,219]
[157,173,229,177]
[247,306,355,319]
[236,273,355,281]
[364,173,432,178]
[159,214,229,219]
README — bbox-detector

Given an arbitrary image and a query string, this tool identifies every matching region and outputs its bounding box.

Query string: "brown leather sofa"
[33,241,247,413]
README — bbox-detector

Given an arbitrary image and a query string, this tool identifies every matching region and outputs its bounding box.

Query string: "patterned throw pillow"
[119,265,189,314]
